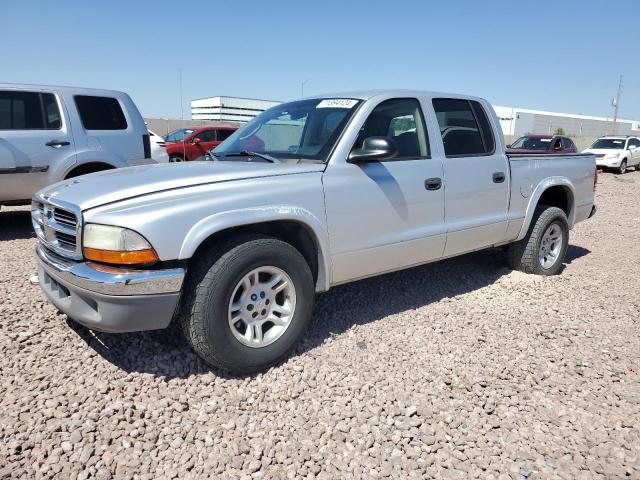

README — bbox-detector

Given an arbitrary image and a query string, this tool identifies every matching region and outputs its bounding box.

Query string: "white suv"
[583,136,640,174]
[0,83,156,206]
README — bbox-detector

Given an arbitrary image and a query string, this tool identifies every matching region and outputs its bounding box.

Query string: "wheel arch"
[64,161,116,179]
[516,179,575,241]
[180,207,331,292]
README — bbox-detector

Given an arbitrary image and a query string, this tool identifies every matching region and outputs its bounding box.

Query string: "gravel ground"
[1,172,639,480]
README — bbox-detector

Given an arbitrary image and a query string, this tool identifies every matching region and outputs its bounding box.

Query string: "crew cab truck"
[0,83,154,206]
[33,90,597,373]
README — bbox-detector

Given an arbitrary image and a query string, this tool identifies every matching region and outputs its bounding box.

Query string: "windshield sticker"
[540,139,551,142]
[317,99,358,109]
[614,140,623,144]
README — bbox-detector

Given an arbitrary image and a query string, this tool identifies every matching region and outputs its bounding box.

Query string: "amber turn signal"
[83,247,159,265]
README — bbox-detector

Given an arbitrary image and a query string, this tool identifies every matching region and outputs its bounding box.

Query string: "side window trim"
[468,100,495,155]
[0,90,62,131]
[433,98,496,158]
[353,97,431,162]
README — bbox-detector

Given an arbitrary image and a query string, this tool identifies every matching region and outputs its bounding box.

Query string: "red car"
[164,126,238,162]
[507,134,577,154]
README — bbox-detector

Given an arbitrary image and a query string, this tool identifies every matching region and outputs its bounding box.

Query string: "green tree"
[554,127,565,135]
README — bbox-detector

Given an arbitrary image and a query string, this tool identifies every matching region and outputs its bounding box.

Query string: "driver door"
[323,97,446,284]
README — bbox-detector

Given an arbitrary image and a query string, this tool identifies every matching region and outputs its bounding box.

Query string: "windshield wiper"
[222,150,280,163]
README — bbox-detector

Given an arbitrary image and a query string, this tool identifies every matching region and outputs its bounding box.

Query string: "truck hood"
[38,161,325,211]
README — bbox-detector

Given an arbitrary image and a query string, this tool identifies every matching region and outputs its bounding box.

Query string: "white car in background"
[148,130,169,163]
[583,136,640,174]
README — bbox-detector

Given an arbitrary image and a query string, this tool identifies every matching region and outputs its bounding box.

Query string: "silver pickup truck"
[33,90,597,372]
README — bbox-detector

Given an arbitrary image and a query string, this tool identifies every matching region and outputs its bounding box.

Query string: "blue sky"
[1,0,638,119]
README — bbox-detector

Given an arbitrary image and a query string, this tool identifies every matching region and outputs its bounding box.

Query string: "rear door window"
[216,129,235,141]
[0,91,61,130]
[432,98,495,156]
[74,95,127,130]
[562,137,573,149]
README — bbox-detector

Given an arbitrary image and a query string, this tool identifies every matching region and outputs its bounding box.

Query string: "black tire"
[635,162,640,172]
[507,205,569,276]
[180,235,314,373]
[169,155,184,163]
[617,159,627,175]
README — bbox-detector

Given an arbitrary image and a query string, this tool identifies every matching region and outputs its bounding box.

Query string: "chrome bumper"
[36,243,184,296]
[36,243,185,333]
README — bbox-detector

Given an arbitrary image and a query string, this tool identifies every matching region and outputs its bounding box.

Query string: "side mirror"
[506,144,511,148]
[348,136,398,163]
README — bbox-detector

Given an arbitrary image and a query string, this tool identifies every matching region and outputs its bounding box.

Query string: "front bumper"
[36,243,185,333]
[595,157,621,168]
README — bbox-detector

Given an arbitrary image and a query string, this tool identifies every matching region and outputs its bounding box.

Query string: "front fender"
[516,177,576,241]
[179,205,332,292]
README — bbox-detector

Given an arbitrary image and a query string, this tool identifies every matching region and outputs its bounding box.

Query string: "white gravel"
[1,172,639,479]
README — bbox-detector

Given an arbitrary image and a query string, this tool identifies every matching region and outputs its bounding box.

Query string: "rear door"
[431,98,509,256]
[73,94,139,163]
[0,89,75,202]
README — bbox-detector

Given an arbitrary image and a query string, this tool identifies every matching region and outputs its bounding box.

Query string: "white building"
[493,105,640,138]
[191,96,280,124]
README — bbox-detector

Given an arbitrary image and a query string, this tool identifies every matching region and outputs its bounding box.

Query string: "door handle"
[424,177,442,190]
[46,140,70,148]
[492,172,506,183]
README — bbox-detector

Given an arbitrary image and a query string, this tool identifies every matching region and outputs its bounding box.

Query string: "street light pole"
[301,79,310,98]
[612,75,623,135]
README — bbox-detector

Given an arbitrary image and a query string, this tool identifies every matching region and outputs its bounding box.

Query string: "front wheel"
[180,236,314,373]
[508,206,569,276]
[169,155,184,163]
[617,159,627,174]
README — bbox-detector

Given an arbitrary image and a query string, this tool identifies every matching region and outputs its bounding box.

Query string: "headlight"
[605,152,620,159]
[83,224,159,265]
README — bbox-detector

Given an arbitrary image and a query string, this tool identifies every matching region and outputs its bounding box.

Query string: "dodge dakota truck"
[32,90,597,372]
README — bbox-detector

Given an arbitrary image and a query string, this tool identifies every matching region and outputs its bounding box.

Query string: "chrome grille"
[31,195,83,260]
[53,209,77,228]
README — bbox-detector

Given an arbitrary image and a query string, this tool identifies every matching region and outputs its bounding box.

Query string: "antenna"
[612,75,623,134]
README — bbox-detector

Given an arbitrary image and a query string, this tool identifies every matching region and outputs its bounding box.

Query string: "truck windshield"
[214,98,362,163]
[590,139,626,149]
[510,136,553,150]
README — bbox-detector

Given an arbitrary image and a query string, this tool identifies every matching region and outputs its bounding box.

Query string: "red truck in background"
[507,134,577,154]
[164,126,238,162]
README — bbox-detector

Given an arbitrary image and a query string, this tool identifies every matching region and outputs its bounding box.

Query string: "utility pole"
[301,79,310,98]
[612,75,623,135]
[179,69,184,120]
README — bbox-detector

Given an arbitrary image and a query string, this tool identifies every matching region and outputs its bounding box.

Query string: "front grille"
[53,208,77,228]
[55,231,76,249]
[31,197,82,260]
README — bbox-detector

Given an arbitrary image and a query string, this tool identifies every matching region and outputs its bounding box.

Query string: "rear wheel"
[169,155,184,163]
[180,236,314,373]
[617,159,627,174]
[508,206,569,276]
